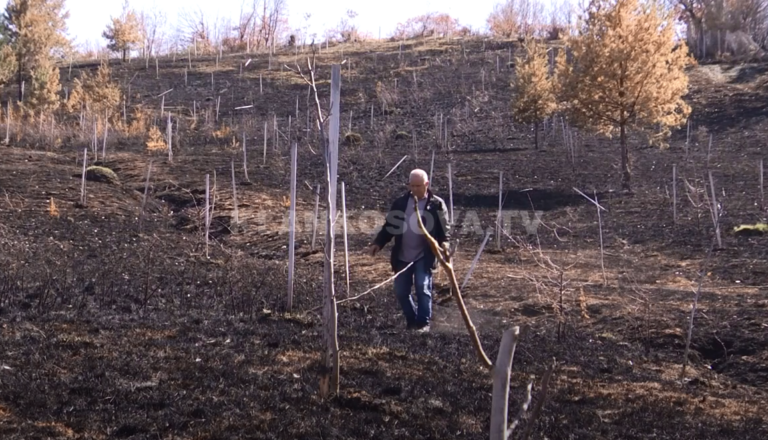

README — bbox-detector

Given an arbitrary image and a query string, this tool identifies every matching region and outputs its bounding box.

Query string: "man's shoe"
[415,324,430,333]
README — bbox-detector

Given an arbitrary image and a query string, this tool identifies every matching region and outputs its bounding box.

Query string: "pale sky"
[64,0,508,50]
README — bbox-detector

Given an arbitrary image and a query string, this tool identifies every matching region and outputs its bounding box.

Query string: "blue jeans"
[393,257,432,327]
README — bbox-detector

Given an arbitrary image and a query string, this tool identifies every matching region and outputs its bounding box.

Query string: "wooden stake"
[447,163,454,224]
[595,191,607,286]
[342,181,350,297]
[311,184,320,250]
[139,161,152,230]
[673,164,677,224]
[231,160,239,228]
[205,174,210,258]
[287,141,297,312]
[263,120,267,165]
[490,327,520,440]
[102,115,108,160]
[429,150,435,186]
[80,149,87,206]
[573,187,608,286]
[322,65,342,396]
[496,172,503,250]
[167,113,173,162]
[760,159,765,208]
[4,101,9,144]
[708,171,722,249]
[243,132,249,182]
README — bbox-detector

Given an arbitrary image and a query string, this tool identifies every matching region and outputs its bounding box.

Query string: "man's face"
[409,176,428,199]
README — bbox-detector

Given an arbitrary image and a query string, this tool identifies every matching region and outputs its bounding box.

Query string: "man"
[366,169,450,333]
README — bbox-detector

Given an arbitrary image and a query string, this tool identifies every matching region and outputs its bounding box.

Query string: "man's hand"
[365,244,380,257]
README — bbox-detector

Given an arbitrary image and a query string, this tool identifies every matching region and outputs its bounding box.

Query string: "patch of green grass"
[733,223,767,236]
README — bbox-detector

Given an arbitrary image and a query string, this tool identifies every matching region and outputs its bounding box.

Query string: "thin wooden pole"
[709,171,722,249]
[447,163,454,224]
[167,113,173,162]
[429,150,435,186]
[5,101,10,144]
[243,132,249,182]
[490,327,520,440]
[263,121,268,165]
[231,159,239,228]
[760,159,764,208]
[323,64,342,396]
[102,115,108,160]
[287,141,297,312]
[342,181,350,297]
[384,155,408,179]
[595,191,607,286]
[205,174,210,258]
[673,164,677,224]
[311,184,320,250]
[496,172,503,250]
[461,230,491,290]
[80,148,87,206]
[139,160,152,230]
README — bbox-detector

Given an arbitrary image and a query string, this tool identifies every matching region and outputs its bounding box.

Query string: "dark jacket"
[372,190,451,272]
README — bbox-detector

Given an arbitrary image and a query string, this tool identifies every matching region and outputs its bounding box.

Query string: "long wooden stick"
[413,195,493,369]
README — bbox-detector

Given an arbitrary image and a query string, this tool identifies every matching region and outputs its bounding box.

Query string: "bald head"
[409,169,429,199]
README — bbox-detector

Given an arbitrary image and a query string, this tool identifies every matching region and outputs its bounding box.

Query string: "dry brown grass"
[145,125,166,151]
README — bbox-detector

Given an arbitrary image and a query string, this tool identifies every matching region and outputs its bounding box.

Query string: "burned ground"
[0,38,767,439]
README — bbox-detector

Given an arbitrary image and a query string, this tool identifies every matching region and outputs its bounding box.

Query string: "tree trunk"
[16,60,23,102]
[620,123,631,192]
[122,49,127,62]
[321,65,342,397]
[534,121,540,150]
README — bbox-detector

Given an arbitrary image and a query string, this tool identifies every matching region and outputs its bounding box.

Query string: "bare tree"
[248,0,288,51]
[138,5,167,57]
[177,7,215,53]
[487,0,546,38]
[676,0,768,59]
